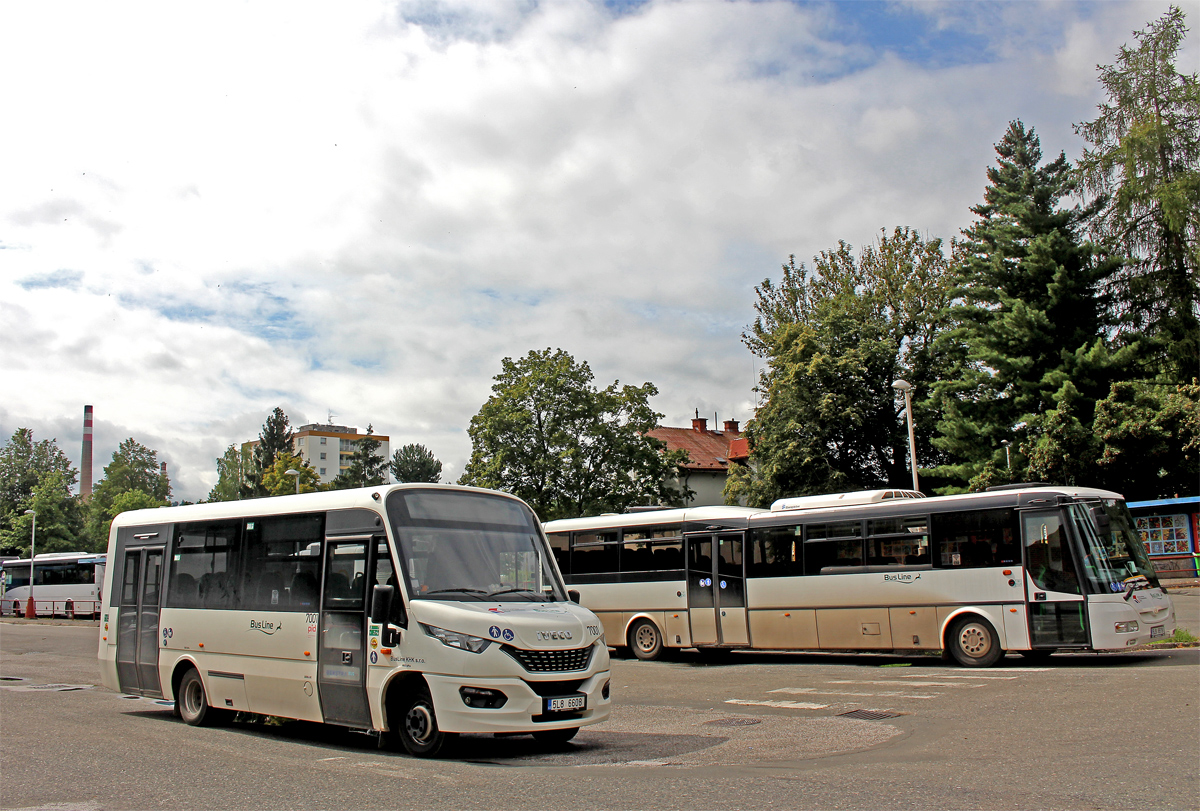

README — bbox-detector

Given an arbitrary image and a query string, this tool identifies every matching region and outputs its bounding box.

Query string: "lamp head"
[892,379,912,392]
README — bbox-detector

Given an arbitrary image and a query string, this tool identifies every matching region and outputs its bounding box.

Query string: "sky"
[1,0,1196,503]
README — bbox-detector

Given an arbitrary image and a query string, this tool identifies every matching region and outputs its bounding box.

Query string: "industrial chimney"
[81,405,93,498]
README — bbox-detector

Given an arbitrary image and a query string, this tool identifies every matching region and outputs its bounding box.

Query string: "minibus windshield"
[386,489,566,602]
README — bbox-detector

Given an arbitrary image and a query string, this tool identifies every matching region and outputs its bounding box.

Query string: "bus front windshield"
[1067,501,1161,594]
[385,489,565,602]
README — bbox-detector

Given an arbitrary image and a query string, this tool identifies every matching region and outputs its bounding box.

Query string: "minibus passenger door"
[115,545,165,696]
[317,538,374,729]
[1022,510,1089,647]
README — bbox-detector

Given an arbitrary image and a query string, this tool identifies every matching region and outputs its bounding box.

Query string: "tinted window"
[932,509,1018,569]
[239,514,324,611]
[168,520,243,609]
[867,515,930,565]
[804,539,864,574]
[748,526,804,578]
[621,540,683,573]
[546,532,570,576]
[571,532,619,576]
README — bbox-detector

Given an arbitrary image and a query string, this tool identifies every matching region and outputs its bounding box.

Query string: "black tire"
[946,616,1003,668]
[177,668,225,726]
[533,726,579,745]
[397,688,454,757]
[629,619,664,661]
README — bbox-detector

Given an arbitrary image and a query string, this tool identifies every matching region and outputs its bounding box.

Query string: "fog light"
[459,686,508,709]
[601,680,610,700]
[1114,621,1139,633]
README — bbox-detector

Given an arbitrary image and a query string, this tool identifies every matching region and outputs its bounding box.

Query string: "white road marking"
[827,679,982,688]
[767,687,937,699]
[725,698,829,709]
[899,673,1019,680]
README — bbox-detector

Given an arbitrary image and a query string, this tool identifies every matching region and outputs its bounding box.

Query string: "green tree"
[1074,5,1200,379]
[932,121,1134,490]
[390,443,443,483]
[261,452,321,495]
[249,407,293,496]
[208,444,251,502]
[460,348,689,520]
[0,470,87,556]
[86,438,171,543]
[1090,379,1200,500]
[329,425,388,490]
[0,429,81,554]
[728,228,957,506]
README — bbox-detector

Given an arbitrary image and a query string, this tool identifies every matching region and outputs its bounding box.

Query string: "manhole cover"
[704,718,762,727]
[838,709,899,720]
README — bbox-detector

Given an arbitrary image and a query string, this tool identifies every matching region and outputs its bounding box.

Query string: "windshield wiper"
[487,588,543,599]
[423,588,488,596]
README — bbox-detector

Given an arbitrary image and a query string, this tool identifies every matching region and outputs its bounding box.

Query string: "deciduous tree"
[460,348,689,519]
[728,227,957,506]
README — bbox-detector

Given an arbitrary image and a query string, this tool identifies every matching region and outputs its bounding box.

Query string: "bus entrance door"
[115,544,165,696]
[1022,510,1089,648]
[686,533,749,647]
[317,537,375,729]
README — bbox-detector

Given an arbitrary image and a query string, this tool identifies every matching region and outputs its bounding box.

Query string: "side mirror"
[370,584,404,645]
[1089,505,1111,533]
[567,589,581,604]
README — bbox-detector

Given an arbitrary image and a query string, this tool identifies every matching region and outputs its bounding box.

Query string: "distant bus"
[544,486,1175,666]
[2,552,107,618]
[97,484,611,756]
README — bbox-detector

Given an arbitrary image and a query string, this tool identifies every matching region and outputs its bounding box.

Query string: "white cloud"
[1,0,1192,501]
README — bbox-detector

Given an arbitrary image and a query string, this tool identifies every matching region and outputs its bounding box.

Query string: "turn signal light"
[198,643,204,648]
[1010,608,1018,613]
[303,651,310,656]
[1002,569,1012,576]
[102,636,107,641]
[380,648,392,655]
[784,612,791,617]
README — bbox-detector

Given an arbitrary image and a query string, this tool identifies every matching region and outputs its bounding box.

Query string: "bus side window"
[546,533,570,578]
[931,509,1017,569]
[747,527,802,578]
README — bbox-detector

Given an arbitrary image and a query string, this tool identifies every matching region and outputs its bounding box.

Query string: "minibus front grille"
[502,645,593,673]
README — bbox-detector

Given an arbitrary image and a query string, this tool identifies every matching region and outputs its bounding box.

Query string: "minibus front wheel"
[396,686,455,758]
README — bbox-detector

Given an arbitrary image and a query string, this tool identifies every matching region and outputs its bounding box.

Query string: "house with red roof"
[647,415,746,506]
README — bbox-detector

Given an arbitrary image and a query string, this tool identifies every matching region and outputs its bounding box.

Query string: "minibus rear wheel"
[178,668,227,726]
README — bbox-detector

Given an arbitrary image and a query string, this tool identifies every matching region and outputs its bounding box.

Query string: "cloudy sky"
[1,0,1194,502]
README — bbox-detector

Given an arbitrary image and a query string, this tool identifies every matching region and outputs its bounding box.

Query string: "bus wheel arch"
[627,617,664,661]
[169,658,202,719]
[381,673,455,758]
[176,666,227,726]
[944,612,1004,668]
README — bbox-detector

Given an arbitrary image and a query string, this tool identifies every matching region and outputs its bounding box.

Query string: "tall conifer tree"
[933,121,1133,489]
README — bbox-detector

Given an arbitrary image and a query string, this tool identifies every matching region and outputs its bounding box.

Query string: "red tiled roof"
[647,426,744,471]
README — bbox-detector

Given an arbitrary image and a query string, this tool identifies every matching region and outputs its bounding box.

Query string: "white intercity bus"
[98,484,611,756]
[544,486,1175,666]
[2,552,107,618]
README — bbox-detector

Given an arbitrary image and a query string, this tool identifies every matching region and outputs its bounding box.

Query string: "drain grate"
[704,717,762,727]
[838,709,899,720]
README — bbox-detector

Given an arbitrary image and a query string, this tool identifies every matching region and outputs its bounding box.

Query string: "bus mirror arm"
[371,585,404,645]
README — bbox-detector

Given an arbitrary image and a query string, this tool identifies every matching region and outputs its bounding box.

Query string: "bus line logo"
[249,619,282,634]
[883,573,921,584]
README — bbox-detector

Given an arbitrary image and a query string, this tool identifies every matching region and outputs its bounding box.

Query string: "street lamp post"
[1001,440,1011,470]
[285,469,300,494]
[892,380,919,492]
[23,509,35,619]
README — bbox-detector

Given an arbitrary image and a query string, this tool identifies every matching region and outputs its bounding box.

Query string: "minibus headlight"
[421,623,492,653]
[1114,621,1139,634]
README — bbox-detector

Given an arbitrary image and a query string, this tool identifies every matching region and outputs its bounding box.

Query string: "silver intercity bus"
[545,486,1174,666]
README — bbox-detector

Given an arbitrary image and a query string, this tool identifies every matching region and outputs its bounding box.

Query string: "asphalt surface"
[1,591,1197,811]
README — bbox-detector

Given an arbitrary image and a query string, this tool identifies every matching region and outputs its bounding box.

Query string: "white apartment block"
[292,423,391,484]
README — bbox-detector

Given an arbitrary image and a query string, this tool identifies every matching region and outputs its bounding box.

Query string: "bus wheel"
[947,616,1003,668]
[533,727,579,745]
[629,619,664,661]
[178,669,224,726]
[66,601,75,620]
[398,688,453,757]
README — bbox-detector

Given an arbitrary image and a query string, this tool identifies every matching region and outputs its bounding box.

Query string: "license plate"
[546,695,586,712]
[1150,625,1165,638]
